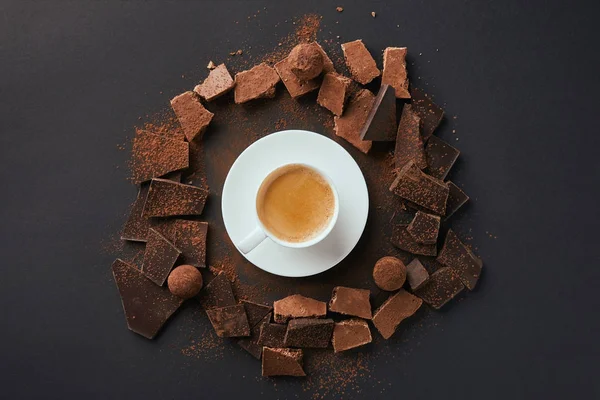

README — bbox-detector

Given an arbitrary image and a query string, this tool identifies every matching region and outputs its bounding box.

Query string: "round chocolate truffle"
[168,265,203,299]
[373,256,407,291]
[289,43,324,81]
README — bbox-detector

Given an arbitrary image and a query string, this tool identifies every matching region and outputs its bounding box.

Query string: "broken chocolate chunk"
[382,47,410,99]
[395,104,427,169]
[406,259,430,291]
[437,230,483,290]
[170,91,214,142]
[152,219,208,267]
[389,161,449,215]
[373,256,406,291]
[258,322,287,348]
[234,63,280,104]
[411,88,444,140]
[194,63,235,102]
[274,56,320,98]
[142,178,209,218]
[141,228,181,286]
[197,271,236,309]
[112,259,183,339]
[273,294,327,323]
[359,84,397,142]
[241,300,273,328]
[317,72,353,116]
[206,304,250,337]
[121,183,151,242]
[425,135,460,180]
[391,224,437,256]
[445,181,469,219]
[407,211,440,245]
[341,39,380,85]
[284,318,334,348]
[334,89,375,154]
[332,319,372,352]
[131,131,189,184]
[372,289,422,339]
[262,347,305,377]
[415,267,464,309]
[329,286,372,319]
[238,312,272,360]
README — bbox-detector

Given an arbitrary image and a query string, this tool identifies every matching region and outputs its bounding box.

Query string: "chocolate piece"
[314,42,335,73]
[445,181,469,219]
[197,271,236,309]
[170,91,214,142]
[372,289,422,339]
[258,322,287,348]
[142,178,209,218]
[274,56,320,98]
[121,184,151,242]
[131,131,188,184]
[273,294,327,323]
[234,63,280,104]
[194,64,235,102]
[395,104,427,169]
[141,228,181,286]
[317,72,353,116]
[382,47,410,99]
[262,348,305,377]
[283,318,334,348]
[288,43,324,81]
[389,161,449,215]
[406,259,430,290]
[329,286,372,319]
[341,40,380,85]
[437,230,483,290]
[391,224,437,256]
[206,304,250,337]
[332,319,372,352]
[411,88,444,140]
[112,259,183,339]
[407,211,440,245]
[238,312,272,359]
[425,135,460,180]
[373,256,406,291]
[241,300,273,327]
[167,265,203,299]
[415,267,464,309]
[334,89,374,154]
[359,84,397,142]
[152,219,208,267]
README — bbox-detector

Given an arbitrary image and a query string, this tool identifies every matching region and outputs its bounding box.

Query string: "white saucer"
[221,130,369,277]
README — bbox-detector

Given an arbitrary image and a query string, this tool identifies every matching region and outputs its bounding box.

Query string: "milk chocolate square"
[382,47,410,99]
[334,89,375,154]
[317,72,353,116]
[332,319,372,352]
[142,178,209,218]
[395,104,427,169]
[329,286,372,319]
[341,40,380,85]
[170,91,214,142]
[372,289,422,339]
[194,63,235,102]
[262,348,305,377]
[234,63,280,104]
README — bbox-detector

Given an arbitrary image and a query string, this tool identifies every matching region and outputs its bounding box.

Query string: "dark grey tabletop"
[1,1,599,399]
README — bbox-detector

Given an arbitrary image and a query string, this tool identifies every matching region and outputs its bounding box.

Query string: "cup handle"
[238,226,268,254]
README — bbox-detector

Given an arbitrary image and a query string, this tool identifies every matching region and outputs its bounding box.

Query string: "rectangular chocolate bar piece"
[360,84,397,142]
[407,211,440,245]
[328,286,372,319]
[395,104,427,169]
[283,318,334,348]
[389,161,449,215]
[142,178,209,218]
[437,229,483,290]
[131,131,189,184]
[382,47,410,99]
[425,135,460,180]
[410,88,444,140]
[445,181,469,219]
[334,89,375,154]
[415,267,464,309]
[406,258,430,291]
[273,294,327,323]
[317,72,353,116]
[372,289,422,339]
[170,91,214,142]
[258,322,287,348]
[332,319,372,352]
[141,228,181,286]
[234,63,280,104]
[152,219,208,267]
[206,304,250,338]
[262,348,306,377]
[275,56,320,98]
[391,224,437,256]
[194,63,235,102]
[341,39,380,85]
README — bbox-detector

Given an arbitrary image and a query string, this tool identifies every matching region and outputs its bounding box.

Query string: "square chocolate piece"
[415,267,464,309]
[142,178,209,218]
[273,294,327,323]
[391,224,437,256]
[372,289,422,339]
[152,219,208,267]
[341,39,380,85]
[131,131,189,184]
[411,88,444,140]
[332,319,372,352]
[283,318,334,348]
[382,47,410,99]
[389,161,449,215]
[425,135,460,180]
[360,84,397,142]
[206,304,250,337]
[406,259,430,290]
[262,348,305,377]
[437,229,483,290]
[334,89,375,154]
[329,286,372,319]
[407,211,440,245]
[141,228,181,286]
[445,181,469,219]
[258,322,287,348]
[121,184,151,242]
[234,63,280,104]
[170,91,214,142]
[317,72,353,116]
[275,56,320,98]
[197,271,236,309]
[194,63,235,102]
[395,104,427,169]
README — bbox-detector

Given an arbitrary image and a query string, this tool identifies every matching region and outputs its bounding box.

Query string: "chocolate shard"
[407,211,440,245]
[389,160,449,215]
[273,294,327,323]
[262,347,306,377]
[437,230,483,290]
[197,271,236,309]
[131,131,189,184]
[234,63,280,104]
[410,88,444,140]
[395,104,427,169]
[241,300,273,328]
[334,89,375,154]
[275,55,320,98]
[425,135,460,180]
[382,47,410,99]
[121,184,151,242]
[112,259,183,339]
[206,304,250,338]
[341,39,380,85]
[391,224,437,256]
[193,63,235,102]
[317,72,353,116]
[142,178,209,218]
[332,319,372,352]
[359,84,397,142]
[141,228,181,286]
[170,91,214,142]
[152,219,208,267]
[238,312,272,360]
[445,181,469,219]
[415,267,464,309]
[329,286,372,319]
[284,318,334,348]
[372,289,422,339]
[406,259,430,291]
[258,322,287,348]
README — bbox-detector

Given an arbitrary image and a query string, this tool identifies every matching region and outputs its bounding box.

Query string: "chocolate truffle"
[288,43,324,81]
[167,265,203,299]
[373,256,406,291]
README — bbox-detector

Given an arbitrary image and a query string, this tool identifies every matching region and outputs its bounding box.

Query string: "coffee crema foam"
[257,164,335,243]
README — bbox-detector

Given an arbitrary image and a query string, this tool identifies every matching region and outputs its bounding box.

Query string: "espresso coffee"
[257,164,335,243]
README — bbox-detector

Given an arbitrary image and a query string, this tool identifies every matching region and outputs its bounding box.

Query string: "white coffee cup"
[238,163,340,254]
